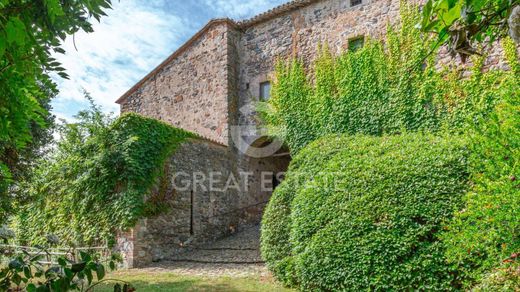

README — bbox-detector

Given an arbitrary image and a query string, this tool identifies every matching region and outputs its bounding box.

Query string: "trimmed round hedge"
[261,133,469,291]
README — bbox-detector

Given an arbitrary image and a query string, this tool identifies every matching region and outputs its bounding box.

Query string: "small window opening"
[190,190,194,236]
[259,81,271,101]
[351,0,362,7]
[348,36,365,52]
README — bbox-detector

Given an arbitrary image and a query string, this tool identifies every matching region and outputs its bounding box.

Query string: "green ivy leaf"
[96,264,105,280]
[26,283,37,292]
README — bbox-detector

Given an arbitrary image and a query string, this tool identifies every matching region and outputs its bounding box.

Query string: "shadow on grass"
[94,279,246,292]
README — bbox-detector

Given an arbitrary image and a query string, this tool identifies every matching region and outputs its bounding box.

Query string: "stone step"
[170,248,263,264]
[165,225,264,264]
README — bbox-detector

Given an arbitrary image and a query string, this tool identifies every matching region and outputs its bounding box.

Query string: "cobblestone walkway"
[142,225,267,277]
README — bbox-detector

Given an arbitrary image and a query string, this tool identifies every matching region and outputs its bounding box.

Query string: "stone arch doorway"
[237,136,291,227]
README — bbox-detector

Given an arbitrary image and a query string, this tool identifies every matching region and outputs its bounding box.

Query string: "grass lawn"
[92,270,294,292]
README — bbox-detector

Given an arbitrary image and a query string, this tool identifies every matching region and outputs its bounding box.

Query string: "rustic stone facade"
[115,0,512,268]
[235,0,400,129]
[119,21,235,145]
[117,139,289,268]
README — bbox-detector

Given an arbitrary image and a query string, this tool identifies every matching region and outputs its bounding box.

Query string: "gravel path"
[141,225,267,277]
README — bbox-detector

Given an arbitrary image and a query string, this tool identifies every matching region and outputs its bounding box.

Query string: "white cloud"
[51,0,189,120]
[205,0,287,19]
[51,0,288,121]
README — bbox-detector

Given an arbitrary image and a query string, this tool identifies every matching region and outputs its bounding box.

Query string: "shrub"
[472,262,520,292]
[441,37,520,288]
[261,133,469,290]
[13,107,194,246]
[260,135,342,287]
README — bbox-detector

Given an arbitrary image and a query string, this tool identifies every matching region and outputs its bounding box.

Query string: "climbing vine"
[262,2,515,153]
[13,104,195,246]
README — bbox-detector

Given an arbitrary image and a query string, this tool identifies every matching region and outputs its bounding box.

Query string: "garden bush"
[13,106,194,246]
[261,133,470,290]
[441,37,520,288]
[260,4,519,288]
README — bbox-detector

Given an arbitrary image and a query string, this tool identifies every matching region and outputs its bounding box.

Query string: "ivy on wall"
[262,2,515,154]
[14,111,195,246]
[442,37,520,288]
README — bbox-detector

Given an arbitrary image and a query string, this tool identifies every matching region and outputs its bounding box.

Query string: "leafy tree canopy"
[419,0,520,60]
[0,0,112,222]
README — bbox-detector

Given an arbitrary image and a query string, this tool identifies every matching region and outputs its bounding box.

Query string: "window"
[348,36,365,52]
[259,81,271,101]
[350,0,362,6]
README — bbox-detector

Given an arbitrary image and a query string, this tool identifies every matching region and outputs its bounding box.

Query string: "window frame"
[348,36,365,52]
[259,81,271,101]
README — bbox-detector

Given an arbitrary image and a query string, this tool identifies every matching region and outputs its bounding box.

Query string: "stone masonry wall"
[237,0,400,127]
[116,0,516,268]
[120,22,232,145]
[117,138,290,268]
[118,139,237,268]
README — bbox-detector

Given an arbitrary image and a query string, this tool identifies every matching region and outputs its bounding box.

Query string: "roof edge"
[116,18,239,104]
[116,1,325,105]
[237,0,321,29]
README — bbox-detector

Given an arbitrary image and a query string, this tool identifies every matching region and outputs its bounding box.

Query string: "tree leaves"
[419,0,519,57]
[14,106,194,246]
[1,245,128,291]
[0,32,6,58]
[5,17,26,46]
[0,0,112,224]
[45,0,65,23]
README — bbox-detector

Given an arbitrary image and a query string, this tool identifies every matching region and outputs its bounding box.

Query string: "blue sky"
[52,0,288,121]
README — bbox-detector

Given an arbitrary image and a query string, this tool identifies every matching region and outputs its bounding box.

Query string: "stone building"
[114,0,505,268]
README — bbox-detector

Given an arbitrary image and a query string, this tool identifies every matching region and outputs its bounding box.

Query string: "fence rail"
[0,244,111,266]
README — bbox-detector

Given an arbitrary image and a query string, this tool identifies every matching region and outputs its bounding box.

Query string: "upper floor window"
[351,0,362,6]
[348,36,365,52]
[260,81,271,101]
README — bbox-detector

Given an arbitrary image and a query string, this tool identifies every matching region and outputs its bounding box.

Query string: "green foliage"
[0,234,130,291]
[261,3,519,290]
[261,133,470,290]
[263,3,512,154]
[472,261,520,292]
[442,37,520,288]
[13,102,194,246]
[0,0,112,222]
[419,0,519,58]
